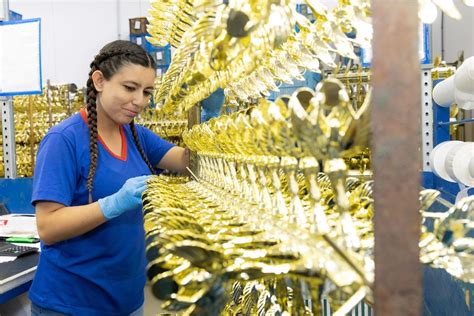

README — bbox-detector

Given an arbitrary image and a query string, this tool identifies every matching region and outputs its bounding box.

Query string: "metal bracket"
[421,66,433,172]
[1,0,17,179]
[1,96,17,178]
[438,118,474,126]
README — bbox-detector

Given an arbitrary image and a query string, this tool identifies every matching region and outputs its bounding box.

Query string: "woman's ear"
[91,70,105,92]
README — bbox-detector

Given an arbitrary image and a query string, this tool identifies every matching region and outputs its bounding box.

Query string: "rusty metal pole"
[187,104,201,129]
[371,1,422,315]
[187,104,201,173]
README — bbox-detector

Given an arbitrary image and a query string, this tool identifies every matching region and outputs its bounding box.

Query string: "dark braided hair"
[129,120,155,173]
[85,40,157,203]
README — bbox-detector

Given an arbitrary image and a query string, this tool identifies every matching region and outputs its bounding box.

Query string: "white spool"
[446,142,474,187]
[455,89,474,110]
[430,141,464,182]
[432,56,474,109]
[444,142,465,181]
[454,57,474,92]
[433,75,455,107]
[470,156,474,178]
[455,57,474,109]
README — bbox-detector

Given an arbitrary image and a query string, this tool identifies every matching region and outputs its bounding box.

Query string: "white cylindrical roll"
[430,141,463,182]
[433,75,455,107]
[444,142,465,182]
[454,57,474,109]
[446,142,474,187]
[469,155,474,178]
[457,98,474,111]
[455,86,474,110]
[454,57,474,92]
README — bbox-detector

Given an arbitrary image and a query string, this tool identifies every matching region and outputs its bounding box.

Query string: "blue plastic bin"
[268,71,320,100]
[129,34,147,50]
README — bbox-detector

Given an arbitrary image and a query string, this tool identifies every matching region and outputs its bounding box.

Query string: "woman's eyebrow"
[123,80,139,86]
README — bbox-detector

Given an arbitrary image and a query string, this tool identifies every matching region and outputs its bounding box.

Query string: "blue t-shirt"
[29,109,174,316]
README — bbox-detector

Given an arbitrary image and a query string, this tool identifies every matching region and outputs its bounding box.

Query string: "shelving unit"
[422,76,461,202]
[128,17,171,78]
[422,64,474,203]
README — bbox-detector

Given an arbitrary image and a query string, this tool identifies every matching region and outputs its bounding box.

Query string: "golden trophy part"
[223,0,374,104]
[143,174,369,315]
[148,0,376,114]
[287,79,372,251]
[142,178,474,314]
[143,74,474,315]
[420,195,474,283]
[4,85,83,177]
[135,107,187,146]
[149,79,377,314]
[147,0,465,114]
[147,0,199,48]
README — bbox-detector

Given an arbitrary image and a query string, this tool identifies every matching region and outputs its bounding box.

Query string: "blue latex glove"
[98,175,150,220]
[201,88,225,122]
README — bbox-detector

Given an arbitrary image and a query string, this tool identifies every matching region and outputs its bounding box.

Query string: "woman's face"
[93,63,156,125]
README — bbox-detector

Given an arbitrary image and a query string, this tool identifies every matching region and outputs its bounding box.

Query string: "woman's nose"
[132,91,146,107]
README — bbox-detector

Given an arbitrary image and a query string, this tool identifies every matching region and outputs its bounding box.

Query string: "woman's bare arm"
[157,146,190,174]
[35,201,107,245]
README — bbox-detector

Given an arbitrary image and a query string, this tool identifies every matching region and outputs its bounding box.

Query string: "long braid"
[129,120,155,174]
[86,60,100,203]
[85,40,157,202]
[86,49,128,203]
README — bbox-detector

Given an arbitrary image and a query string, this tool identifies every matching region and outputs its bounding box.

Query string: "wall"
[8,0,473,86]
[430,1,474,139]
[9,0,151,87]
[8,0,339,88]
[431,0,474,62]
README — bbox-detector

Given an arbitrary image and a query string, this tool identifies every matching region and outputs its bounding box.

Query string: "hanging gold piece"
[149,0,373,114]
[1,85,83,177]
[142,78,473,315]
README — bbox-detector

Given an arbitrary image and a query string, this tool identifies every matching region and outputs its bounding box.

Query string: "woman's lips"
[124,109,138,117]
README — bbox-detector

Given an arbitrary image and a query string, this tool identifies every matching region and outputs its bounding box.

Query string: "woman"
[30,40,188,316]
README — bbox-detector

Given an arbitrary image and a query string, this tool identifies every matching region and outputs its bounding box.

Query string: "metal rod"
[47,80,53,128]
[185,166,199,182]
[421,68,434,172]
[371,1,422,315]
[1,97,17,178]
[438,118,474,126]
[441,12,445,60]
[187,104,201,129]
[0,0,17,179]
[66,87,72,116]
[28,96,35,176]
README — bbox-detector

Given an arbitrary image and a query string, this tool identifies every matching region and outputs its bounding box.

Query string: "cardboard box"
[129,17,148,35]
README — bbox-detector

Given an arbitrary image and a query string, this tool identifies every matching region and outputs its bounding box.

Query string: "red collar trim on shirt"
[79,108,127,161]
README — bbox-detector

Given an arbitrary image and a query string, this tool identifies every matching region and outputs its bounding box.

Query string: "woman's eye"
[144,91,153,97]
[124,85,135,91]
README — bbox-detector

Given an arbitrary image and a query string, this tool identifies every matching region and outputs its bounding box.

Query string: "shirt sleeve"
[137,125,175,167]
[32,132,78,206]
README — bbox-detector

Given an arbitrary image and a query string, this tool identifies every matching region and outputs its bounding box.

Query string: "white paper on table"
[0,214,38,238]
[0,256,17,263]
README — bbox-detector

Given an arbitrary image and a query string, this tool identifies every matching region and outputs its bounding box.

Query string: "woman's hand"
[98,175,150,219]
